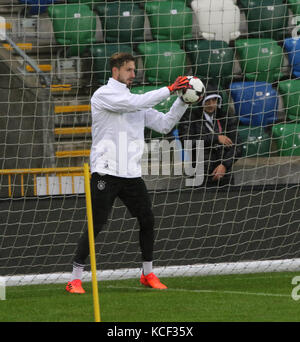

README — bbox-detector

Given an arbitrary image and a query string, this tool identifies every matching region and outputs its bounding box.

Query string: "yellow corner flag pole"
[84,163,101,322]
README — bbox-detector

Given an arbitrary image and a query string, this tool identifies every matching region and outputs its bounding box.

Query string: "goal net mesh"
[1,0,300,286]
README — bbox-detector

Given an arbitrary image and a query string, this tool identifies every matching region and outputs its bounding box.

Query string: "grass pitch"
[0,271,299,322]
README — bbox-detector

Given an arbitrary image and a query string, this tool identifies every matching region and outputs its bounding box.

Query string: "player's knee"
[138,209,154,230]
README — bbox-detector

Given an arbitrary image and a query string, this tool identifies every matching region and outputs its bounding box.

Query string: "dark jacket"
[178,89,242,181]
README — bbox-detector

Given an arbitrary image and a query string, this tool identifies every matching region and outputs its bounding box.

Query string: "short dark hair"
[109,52,135,71]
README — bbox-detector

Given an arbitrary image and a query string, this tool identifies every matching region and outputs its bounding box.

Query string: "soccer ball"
[179,76,205,104]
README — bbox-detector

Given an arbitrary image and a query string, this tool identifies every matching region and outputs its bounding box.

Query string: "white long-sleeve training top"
[90,77,188,178]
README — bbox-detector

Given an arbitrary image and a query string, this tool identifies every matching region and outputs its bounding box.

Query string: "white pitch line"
[104,285,290,298]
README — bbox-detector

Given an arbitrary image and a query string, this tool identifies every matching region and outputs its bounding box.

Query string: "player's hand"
[212,164,227,181]
[218,135,233,146]
[167,76,190,94]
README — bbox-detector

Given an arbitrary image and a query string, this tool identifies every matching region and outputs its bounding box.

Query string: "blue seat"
[19,0,57,15]
[284,37,300,78]
[230,82,278,127]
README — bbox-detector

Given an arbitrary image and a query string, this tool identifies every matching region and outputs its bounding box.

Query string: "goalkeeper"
[66,52,190,293]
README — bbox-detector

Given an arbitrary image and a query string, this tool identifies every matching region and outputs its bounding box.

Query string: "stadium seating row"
[144,78,299,158]
[24,3,294,85]
[230,122,300,158]
[13,1,300,159]
[11,2,300,87]
[17,0,296,44]
[88,38,300,88]
[129,79,300,158]
[26,4,293,83]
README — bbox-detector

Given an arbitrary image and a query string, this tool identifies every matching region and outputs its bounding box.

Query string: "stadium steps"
[54,141,91,167]
[54,126,91,136]
[55,149,91,158]
[0,39,90,95]
[1,10,95,91]
[53,100,91,126]
[1,13,93,92]
[0,0,23,14]
[53,100,92,166]
[54,103,91,114]
[51,94,94,167]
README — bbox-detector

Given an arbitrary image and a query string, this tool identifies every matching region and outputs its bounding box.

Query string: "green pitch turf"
[0,271,299,322]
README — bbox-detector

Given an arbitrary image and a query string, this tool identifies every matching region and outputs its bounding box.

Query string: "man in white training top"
[66,52,190,293]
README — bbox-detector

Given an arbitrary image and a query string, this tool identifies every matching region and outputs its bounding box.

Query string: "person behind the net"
[66,52,190,293]
[178,83,242,186]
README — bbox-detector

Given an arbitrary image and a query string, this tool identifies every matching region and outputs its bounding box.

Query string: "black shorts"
[90,173,153,226]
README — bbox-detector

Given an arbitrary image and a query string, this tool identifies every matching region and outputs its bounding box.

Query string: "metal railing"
[0,167,86,197]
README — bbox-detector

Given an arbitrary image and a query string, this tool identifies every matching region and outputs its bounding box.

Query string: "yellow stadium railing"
[0,166,86,197]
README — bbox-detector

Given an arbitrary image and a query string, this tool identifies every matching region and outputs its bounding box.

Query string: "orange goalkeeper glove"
[167,76,190,94]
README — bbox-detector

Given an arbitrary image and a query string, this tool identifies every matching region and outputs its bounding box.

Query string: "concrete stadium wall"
[0,55,55,170]
[1,185,300,277]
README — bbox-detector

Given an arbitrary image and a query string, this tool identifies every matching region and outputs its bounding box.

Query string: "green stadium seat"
[137,42,187,84]
[170,0,193,5]
[94,2,145,44]
[238,125,271,157]
[66,0,94,4]
[131,85,177,138]
[48,4,97,57]
[89,43,133,85]
[278,79,300,122]
[185,40,234,87]
[286,0,300,26]
[144,0,193,41]
[239,0,289,41]
[131,85,177,113]
[66,0,110,4]
[272,123,300,156]
[287,0,300,26]
[287,0,300,13]
[235,38,284,83]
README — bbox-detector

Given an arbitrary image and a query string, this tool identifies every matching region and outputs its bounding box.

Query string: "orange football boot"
[140,272,167,289]
[66,279,85,294]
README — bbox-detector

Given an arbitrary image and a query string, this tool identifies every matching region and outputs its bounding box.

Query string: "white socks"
[142,261,153,276]
[71,262,84,281]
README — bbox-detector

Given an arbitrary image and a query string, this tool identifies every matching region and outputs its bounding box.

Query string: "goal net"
[1,0,300,287]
